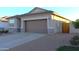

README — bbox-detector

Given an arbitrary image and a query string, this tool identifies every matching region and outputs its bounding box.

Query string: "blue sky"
[0,7,79,21]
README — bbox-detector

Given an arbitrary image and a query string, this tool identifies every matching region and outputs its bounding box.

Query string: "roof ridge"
[28,7,53,14]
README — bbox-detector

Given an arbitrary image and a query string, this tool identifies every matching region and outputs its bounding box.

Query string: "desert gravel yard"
[0,32,45,51]
[9,33,78,51]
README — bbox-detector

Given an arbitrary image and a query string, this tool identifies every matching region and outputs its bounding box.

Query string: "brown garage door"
[24,19,47,33]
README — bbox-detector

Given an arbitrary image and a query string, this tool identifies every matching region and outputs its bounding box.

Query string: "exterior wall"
[16,18,22,32]
[47,17,54,33]
[8,13,70,33]
[54,20,62,33]
[50,15,63,33]
[51,14,71,33]
[21,13,62,33]
[47,17,61,33]
[20,13,52,33]
[53,15,70,23]
[21,13,51,21]
[70,22,79,33]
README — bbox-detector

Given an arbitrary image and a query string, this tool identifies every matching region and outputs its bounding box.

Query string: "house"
[8,7,71,33]
[0,16,9,31]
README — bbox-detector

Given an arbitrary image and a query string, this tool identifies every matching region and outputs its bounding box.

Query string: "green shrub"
[70,36,79,45]
[4,30,8,33]
[0,30,8,33]
[72,21,79,28]
[72,19,79,28]
[57,46,79,51]
[0,30,4,33]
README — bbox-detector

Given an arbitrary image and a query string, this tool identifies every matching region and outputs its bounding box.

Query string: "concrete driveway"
[9,33,78,51]
[0,32,45,50]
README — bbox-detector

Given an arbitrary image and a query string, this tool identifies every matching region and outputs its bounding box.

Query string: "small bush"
[70,36,79,45]
[72,19,79,28]
[0,30,4,33]
[0,30,8,33]
[4,30,8,33]
[72,22,79,28]
[57,46,79,51]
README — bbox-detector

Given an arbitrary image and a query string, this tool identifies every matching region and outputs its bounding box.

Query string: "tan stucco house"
[0,16,9,31]
[8,7,71,33]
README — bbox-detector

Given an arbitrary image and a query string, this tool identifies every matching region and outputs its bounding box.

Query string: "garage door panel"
[25,19,47,33]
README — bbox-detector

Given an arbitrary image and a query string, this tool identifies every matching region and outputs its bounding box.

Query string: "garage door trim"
[24,19,48,33]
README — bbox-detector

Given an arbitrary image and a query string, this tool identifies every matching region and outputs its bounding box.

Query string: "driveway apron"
[0,33,45,50]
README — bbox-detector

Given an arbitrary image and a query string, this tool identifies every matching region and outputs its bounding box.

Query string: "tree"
[76,19,79,22]
[72,19,79,28]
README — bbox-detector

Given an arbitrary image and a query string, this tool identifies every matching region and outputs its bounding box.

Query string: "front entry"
[62,22,69,33]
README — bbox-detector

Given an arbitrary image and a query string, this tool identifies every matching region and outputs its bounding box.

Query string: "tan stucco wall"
[8,12,71,33]
[20,13,51,21]
[52,15,70,23]
[51,14,71,33]
[20,13,66,33]
[50,15,63,33]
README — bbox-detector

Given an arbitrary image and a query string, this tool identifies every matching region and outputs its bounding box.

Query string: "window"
[9,18,15,27]
[9,19,15,24]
